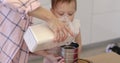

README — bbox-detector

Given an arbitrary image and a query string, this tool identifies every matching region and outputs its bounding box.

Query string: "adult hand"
[48,20,74,42]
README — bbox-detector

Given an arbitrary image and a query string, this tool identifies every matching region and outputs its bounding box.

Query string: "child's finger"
[58,59,65,63]
[56,56,62,61]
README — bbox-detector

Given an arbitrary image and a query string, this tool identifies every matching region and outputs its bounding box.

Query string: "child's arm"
[31,50,50,57]
[32,50,63,63]
[75,31,82,59]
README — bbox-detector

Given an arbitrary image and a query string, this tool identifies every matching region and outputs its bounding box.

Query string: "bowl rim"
[78,59,93,63]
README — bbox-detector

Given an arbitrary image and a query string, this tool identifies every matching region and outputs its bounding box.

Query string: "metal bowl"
[78,59,92,63]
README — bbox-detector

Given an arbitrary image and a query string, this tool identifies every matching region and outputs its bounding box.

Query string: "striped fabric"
[0,0,40,63]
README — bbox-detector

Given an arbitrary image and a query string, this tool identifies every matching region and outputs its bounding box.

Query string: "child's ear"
[50,8,54,13]
[50,8,56,15]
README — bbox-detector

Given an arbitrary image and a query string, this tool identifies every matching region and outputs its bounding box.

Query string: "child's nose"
[63,15,70,22]
[63,14,69,17]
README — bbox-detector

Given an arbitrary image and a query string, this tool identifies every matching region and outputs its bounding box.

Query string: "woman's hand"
[48,20,74,42]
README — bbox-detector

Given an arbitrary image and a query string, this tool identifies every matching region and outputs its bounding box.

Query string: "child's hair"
[51,0,77,10]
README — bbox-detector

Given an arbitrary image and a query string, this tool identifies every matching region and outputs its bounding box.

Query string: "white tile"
[76,0,93,18]
[38,0,51,9]
[39,0,50,5]
[91,12,120,43]
[93,0,120,14]
[77,0,93,45]
[80,14,92,45]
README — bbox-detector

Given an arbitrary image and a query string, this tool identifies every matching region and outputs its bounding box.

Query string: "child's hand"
[46,54,64,63]
[57,58,65,63]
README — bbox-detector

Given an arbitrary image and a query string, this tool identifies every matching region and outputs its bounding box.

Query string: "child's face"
[51,1,76,22]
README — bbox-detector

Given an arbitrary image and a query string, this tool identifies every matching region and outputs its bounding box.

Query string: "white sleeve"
[0,0,40,13]
[73,19,81,35]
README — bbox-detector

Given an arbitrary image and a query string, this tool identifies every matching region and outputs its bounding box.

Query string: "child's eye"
[68,12,75,16]
[68,13,73,16]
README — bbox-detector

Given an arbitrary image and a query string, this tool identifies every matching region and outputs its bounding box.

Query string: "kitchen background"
[29,0,120,63]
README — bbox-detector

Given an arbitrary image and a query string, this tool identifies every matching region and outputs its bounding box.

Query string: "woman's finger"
[48,20,72,42]
[60,27,68,42]
[64,25,74,37]
[54,30,58,42]
[58,30,63,42]
[58,25,69,42]
[55,25,65,42]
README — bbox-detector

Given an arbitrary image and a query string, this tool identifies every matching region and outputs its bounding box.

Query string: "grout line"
[89,0,95,44]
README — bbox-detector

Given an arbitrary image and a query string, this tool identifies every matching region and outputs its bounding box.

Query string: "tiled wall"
[74,0,120,45]
[91,0,120,44]
[77,0,93,45]
[34,0,120,45]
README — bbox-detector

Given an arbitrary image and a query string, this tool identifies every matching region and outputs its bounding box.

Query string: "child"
[33,0,82,63]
